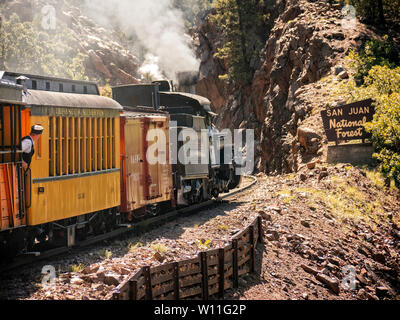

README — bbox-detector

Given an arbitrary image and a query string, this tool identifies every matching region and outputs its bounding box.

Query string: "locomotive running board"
[23,251,41,256]
[117,224,133,228]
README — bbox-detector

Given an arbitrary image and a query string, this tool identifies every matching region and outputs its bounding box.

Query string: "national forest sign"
[321,99,375,143]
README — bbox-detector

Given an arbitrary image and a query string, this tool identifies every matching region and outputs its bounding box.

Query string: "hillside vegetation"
[0,13,86,79]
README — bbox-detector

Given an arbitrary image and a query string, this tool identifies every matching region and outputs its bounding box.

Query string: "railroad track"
[0,176,257,273]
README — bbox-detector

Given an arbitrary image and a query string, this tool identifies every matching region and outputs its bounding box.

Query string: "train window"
[36,136,42,159]
[32,80,37,90]
[46,82,50,91]
[72,85,76,93]
[49,117,54,176]
[62,117,67,175]
[48,116,116,177]
[68,117,73,174]
[83,86,87,94]
[59,83,64,92]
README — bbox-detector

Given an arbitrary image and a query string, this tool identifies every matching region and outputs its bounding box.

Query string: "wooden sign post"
[321,99,374,144]
[321,99,376,165]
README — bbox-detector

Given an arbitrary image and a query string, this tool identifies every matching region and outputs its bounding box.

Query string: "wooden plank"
[180,286,202,299]
[129,279,137,300]
[207,265,218,277]
[173,262,179,300]
[224,244,232,251]
[179,274,202,288]
[238,255,250,268]
[224,268,233,279]
[207,255,219,267]
[131,269,144,281]
[137,287,146,300]
[237,246,251,262]
[151,262,176,274]
[249,225,255,273]
[224,254,233,264]
[135,277,145,289]
[152,281,175,298]
[178,257,200,266]
[118,288,129,301]
[238,264,251,277]
[200,251,208,300]
[205,248,220,256]
[151,271,174,286]
[258,215,264,243]
[208,285,220,297]
[224,279,233,290]
[159,291,175,301]
[232,239,238,288]
[237,237,251,249]
[179,268,201,277]
[218,248,224,299]
[232,228,248,241]
[143,266,152,300]
[179,260,201,277]
[112,291,120,300]
[207,276,219,286]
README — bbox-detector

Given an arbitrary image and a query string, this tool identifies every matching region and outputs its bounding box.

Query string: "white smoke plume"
[138,54,165,82]
[82,0,200,82]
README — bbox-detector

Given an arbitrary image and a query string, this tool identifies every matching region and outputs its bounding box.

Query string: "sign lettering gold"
[321,99,374,143]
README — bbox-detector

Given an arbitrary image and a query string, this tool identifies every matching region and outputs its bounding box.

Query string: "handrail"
[25,168,32,209]
[0,150,22,155]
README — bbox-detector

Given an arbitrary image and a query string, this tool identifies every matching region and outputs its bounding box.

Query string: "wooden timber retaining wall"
[109,215,263,300]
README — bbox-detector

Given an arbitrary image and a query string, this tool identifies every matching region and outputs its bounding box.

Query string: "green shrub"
[365,90,400,187]
[348,36,399,85]
[336,63,400,188]
[348,0,400,24]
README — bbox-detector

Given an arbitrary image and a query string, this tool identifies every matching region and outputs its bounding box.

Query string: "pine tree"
[211,0,268,84]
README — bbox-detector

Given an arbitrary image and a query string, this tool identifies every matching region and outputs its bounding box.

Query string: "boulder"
[297,127,322,154]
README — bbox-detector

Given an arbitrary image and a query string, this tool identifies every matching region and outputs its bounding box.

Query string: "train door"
[146,118,164,200]
[0,102,27,231]
[123,118,144,210]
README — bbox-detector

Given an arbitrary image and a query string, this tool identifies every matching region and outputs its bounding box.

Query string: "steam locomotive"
[0,71,241,258]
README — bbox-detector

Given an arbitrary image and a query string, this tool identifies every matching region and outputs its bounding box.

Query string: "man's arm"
[21,138,32,171]
[21,139,32,153]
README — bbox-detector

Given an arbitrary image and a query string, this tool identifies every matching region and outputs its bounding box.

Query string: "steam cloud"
[82,0,200,82]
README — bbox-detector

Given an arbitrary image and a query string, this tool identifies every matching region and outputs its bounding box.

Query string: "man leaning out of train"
[20,124,43,173]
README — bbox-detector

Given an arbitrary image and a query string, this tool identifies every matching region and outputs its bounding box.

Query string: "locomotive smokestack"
[176,71,199,94]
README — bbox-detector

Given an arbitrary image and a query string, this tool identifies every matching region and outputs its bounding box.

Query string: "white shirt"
[21,137,33,154]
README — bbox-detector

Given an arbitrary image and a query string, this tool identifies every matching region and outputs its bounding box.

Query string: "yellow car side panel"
[28,171,120,226]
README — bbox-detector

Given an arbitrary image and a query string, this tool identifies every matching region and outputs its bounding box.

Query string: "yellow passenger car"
[11,74,124,247]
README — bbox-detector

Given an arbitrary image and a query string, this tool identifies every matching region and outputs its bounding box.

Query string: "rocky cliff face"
[1,0,140,85]
[195,0,376,174]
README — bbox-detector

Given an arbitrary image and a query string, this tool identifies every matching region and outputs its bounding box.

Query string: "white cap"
[31,124,44,134]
